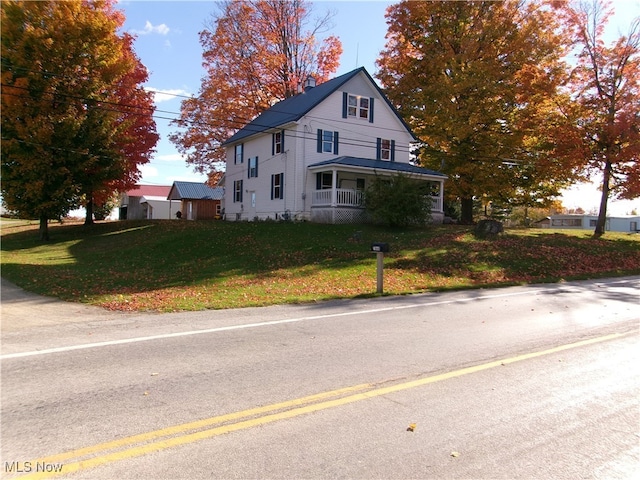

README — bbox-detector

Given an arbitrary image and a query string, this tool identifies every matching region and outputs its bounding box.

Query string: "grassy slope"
[1,218,639,312]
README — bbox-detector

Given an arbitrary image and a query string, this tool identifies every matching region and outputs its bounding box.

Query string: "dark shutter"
[390,141,395,162]
[279,173,284,199]
[248,158,251,178]
[280,130,285,151]
[255,156,258,176]
[317,129,323,153]
[376,138,382,160]
[316,172,321,190]
[271,134,275,156]
[271,175,275,200]
[342,92,348,118]
[369,97,374,123]
[333,131,339,155]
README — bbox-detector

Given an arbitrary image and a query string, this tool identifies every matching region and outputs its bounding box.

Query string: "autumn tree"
[376,0,570,224]
[553,0,639,237]
[170,0,342,176]
[1,0,158,238]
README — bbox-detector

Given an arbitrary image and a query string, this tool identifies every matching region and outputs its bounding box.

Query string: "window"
[248,156,258,178]
[343,93,374,122]
[316,172,333,190]
[551,218,581,227]
[631,221,638,232]
[271,173,284,200]
[316,129,339,154]
[234,144,244,164]
[272,130,284,155]
[589,219,597,227]
[234,180,243,203]
[376,138,395,161]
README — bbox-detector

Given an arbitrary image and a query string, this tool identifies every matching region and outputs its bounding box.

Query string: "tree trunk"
[39,215,49,241]
[84,196,94,226]
[593,159,612,238]
[460,197,474,224]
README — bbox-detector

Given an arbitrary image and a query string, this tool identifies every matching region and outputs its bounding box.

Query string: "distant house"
[221,67,447,224]
[167,181,224,220]
[119,185,172,220]
[544,214,640,233]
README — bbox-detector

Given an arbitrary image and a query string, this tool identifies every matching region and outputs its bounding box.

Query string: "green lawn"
[1,218,639,312]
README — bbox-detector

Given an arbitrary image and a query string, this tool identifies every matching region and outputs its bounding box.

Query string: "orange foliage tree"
[170,0,342,176]
[553,0,639,237]
[1,0,158,237]
[376,0,571,224]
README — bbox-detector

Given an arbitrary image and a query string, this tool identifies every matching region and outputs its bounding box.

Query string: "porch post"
[331,168,338,207]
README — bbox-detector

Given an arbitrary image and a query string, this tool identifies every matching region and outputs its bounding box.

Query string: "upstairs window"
[234,144,244,164]
[248,156,258,178]
[376,138,395,161]
[316,129,339,154]
[343,93,374,122]
[272,130,285,155]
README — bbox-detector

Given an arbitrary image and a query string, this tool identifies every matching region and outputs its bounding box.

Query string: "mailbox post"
[371,243,390,294]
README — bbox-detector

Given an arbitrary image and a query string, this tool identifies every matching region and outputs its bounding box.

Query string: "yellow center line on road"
[18,331,631,479]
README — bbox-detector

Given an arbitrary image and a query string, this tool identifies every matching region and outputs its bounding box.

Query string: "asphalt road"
[1,277,639,479]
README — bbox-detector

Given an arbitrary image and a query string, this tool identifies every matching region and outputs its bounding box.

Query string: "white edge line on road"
[1,290,534,360]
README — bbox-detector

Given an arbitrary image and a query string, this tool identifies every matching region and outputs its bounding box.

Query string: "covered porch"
[307,157,446,224]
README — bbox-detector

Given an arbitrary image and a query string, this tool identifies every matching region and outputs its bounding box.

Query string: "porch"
[307,156,447,225]
[311,188,443,211]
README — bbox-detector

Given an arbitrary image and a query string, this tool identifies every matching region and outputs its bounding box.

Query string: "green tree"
[1,0,157,238]
[376,0,570,224]
[364,174,432,228]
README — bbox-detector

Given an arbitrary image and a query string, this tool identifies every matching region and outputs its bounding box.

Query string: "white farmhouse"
[222,67,446,224]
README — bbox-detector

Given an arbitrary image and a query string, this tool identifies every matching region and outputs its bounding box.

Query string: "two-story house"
[222,67,446,224]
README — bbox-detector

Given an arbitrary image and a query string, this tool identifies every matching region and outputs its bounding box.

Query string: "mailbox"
[371,242,390,253]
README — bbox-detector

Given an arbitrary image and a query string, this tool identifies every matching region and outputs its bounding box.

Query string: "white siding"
[224,70,421,222]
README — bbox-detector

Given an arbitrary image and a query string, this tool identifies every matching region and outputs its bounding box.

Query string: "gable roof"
[223,67,417,145]
[167,181,224,201]
[308,156,447,178]
[126,185,172,198]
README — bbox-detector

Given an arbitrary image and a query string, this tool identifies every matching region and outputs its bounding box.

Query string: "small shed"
[167,181,224,220]
[119,185,172,220]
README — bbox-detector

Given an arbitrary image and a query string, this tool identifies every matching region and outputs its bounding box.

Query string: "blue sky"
[117,0,640,215]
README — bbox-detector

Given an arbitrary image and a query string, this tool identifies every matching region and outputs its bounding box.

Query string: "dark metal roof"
[308,156,447,178]
[167,181,224,201]
[223,67,417,145]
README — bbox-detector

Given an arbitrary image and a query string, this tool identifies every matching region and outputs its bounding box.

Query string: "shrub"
[364,174,432,227]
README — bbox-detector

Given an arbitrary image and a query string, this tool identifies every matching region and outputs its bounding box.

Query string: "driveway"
[0,277,122,332]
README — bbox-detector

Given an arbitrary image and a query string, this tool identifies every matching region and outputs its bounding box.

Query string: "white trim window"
[233,180,243,203]
[234,144,244,164]
[376,138,395,161]
[316,129,339,154]
[271,173,284,200]
[272,130,285,155]
[343,93,374,122]
[248,156,258,178]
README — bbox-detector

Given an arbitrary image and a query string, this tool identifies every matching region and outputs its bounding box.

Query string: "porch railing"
[312,189,443,212]
[312,189,364,207]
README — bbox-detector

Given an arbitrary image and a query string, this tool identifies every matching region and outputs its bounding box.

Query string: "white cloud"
[167,174,208,184]
[139,164,159,178]
[145,87,190,103]
[131,20,170,36]
[155,154,184,163]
